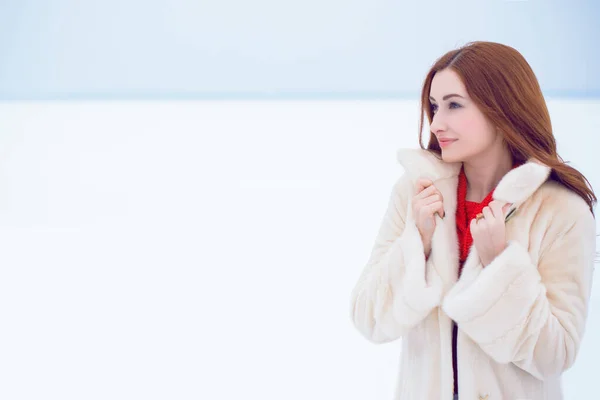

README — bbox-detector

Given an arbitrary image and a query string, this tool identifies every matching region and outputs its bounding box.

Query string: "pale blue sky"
[0,0,598,99]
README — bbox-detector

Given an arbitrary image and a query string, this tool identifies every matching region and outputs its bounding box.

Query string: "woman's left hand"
[470,200,513,267]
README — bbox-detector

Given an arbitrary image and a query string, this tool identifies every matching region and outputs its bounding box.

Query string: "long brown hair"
[417,41,597,218]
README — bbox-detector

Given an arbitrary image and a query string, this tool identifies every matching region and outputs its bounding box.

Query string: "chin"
[440,150,463,163]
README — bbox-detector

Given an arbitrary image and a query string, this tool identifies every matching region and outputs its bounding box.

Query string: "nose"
[430,112,447,135]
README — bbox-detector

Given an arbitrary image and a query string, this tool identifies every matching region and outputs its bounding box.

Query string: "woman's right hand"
[412,178,445,257]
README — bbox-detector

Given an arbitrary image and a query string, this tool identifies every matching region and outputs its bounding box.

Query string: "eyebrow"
[429,93,465,102]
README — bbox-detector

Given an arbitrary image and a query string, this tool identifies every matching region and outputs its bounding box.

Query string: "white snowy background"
[0,1,599,399]
[0,99,598,399]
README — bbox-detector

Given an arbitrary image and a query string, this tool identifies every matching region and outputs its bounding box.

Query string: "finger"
[415,178,433,194]
[430,199,445,218]
[420,193,442,206]
[489,201,504,219]
[426,201,443,218]
[415,185,437,200]
[436,201,446,218]
[415,179,434,193]
[502,203,513,216]
[490,201,512,220]
[433,188,444,204]
[470,217,478,234]
[482,205,494,220]
[415,193,444,215]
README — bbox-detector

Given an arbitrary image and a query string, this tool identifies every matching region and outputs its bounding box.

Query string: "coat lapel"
[395,148,552,288]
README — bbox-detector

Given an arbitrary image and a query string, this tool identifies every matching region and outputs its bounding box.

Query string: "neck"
[463,147,514,202]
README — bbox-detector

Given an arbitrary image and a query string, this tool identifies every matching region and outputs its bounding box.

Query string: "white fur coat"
[350,148,597,400]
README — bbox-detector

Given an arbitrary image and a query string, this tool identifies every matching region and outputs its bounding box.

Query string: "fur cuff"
[442,240,542,344]
[395,217,443,316]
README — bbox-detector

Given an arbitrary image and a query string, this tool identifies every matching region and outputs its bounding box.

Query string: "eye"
[430,102,462,115]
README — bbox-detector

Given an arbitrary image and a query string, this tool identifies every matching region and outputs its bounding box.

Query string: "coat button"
[479,394,489,400]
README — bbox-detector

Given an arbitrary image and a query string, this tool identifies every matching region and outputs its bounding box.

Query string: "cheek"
[454,112,494,143]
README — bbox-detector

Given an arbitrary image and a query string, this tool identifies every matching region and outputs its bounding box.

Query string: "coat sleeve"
[350,173,444,344]
[442,206,597,379]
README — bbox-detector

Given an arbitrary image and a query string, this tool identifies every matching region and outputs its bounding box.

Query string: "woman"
[349,41,598,400]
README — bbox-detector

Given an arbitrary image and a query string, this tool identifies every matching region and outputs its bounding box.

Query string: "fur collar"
[395,148,552,207]
[395,147,554,289]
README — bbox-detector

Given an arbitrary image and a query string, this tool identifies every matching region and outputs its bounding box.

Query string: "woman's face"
[429,68,501,163]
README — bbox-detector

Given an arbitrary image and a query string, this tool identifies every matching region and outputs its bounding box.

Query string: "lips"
[439,138,457,148]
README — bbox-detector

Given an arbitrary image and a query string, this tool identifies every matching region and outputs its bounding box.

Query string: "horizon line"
[1,90,599,101]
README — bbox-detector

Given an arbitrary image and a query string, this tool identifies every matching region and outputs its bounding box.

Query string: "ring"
[475,213,484,221]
